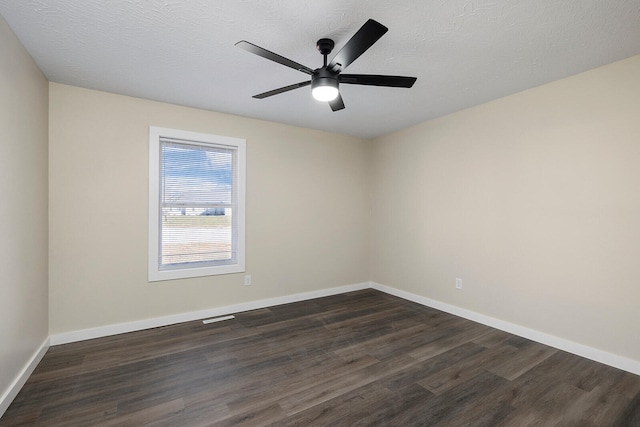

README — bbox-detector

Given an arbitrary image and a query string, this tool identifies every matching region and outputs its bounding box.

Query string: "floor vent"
[202,315,235,324]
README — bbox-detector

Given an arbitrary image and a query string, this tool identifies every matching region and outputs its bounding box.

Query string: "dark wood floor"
[2,289,639,426]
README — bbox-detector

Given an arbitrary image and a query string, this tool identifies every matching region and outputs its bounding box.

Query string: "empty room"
[1,1,639,425]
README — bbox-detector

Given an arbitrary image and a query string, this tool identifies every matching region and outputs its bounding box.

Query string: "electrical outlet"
[244,275,252,286]
[455,278,462,290]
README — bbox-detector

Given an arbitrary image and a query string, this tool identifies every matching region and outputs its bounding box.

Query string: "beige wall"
[0,15,49,403]
[48,83,370,334]
[371,55,640,361]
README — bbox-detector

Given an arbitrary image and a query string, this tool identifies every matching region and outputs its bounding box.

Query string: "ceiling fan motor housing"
[312,68,338,88]
[316,38,335,56]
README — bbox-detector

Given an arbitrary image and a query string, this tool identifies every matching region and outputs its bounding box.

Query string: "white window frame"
[148,126,246,281]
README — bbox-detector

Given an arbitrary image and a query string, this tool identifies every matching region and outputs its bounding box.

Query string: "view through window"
[149,127,245,281]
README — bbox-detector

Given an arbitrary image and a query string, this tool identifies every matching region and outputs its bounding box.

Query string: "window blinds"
[158,139,237,269]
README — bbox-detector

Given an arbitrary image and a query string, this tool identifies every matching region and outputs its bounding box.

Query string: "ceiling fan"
[235,19,417,111]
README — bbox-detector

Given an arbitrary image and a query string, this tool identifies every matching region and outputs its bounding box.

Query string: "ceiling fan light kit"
[236,19,416,111]
[312,81,339,102]
[311,69,339,101]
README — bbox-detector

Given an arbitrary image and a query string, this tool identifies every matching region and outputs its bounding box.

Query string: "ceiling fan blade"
[340,74,417,88]
[236,41,315,75]
[329,93,345,111]
[327,19,388,74]
[253,81,311,99]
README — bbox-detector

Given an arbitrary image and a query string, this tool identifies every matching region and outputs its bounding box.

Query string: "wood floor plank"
[353,383,437,426]
[420,341,519,394]
[213,402,286,427]
[472,328,513,348]
[222,355,381,416]
[561,385,635,426]
[496,381,586,426]
[276,354,415,415]
[380,341,486,392]
[389,370,509,426]
[488,340,558,381]
[2,289,639,426]
[103,398,185,426]
[407,320,495,361]
[271,381,394,426]
[615,391,640,426]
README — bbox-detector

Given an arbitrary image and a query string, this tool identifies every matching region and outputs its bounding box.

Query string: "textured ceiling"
[1,0,639,139]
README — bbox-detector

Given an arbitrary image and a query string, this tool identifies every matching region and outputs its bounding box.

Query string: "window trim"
[148,126,246,282]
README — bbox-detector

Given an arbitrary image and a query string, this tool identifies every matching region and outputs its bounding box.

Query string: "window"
[148,126,245,281]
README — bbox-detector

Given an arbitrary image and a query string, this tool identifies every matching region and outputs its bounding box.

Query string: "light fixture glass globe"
[312,85,339,102]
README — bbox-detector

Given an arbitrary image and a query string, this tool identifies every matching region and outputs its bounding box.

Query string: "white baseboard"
[370,281,640,376]
[47,280,640,377]
[0,337,50,418]
[50,282,370,345]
